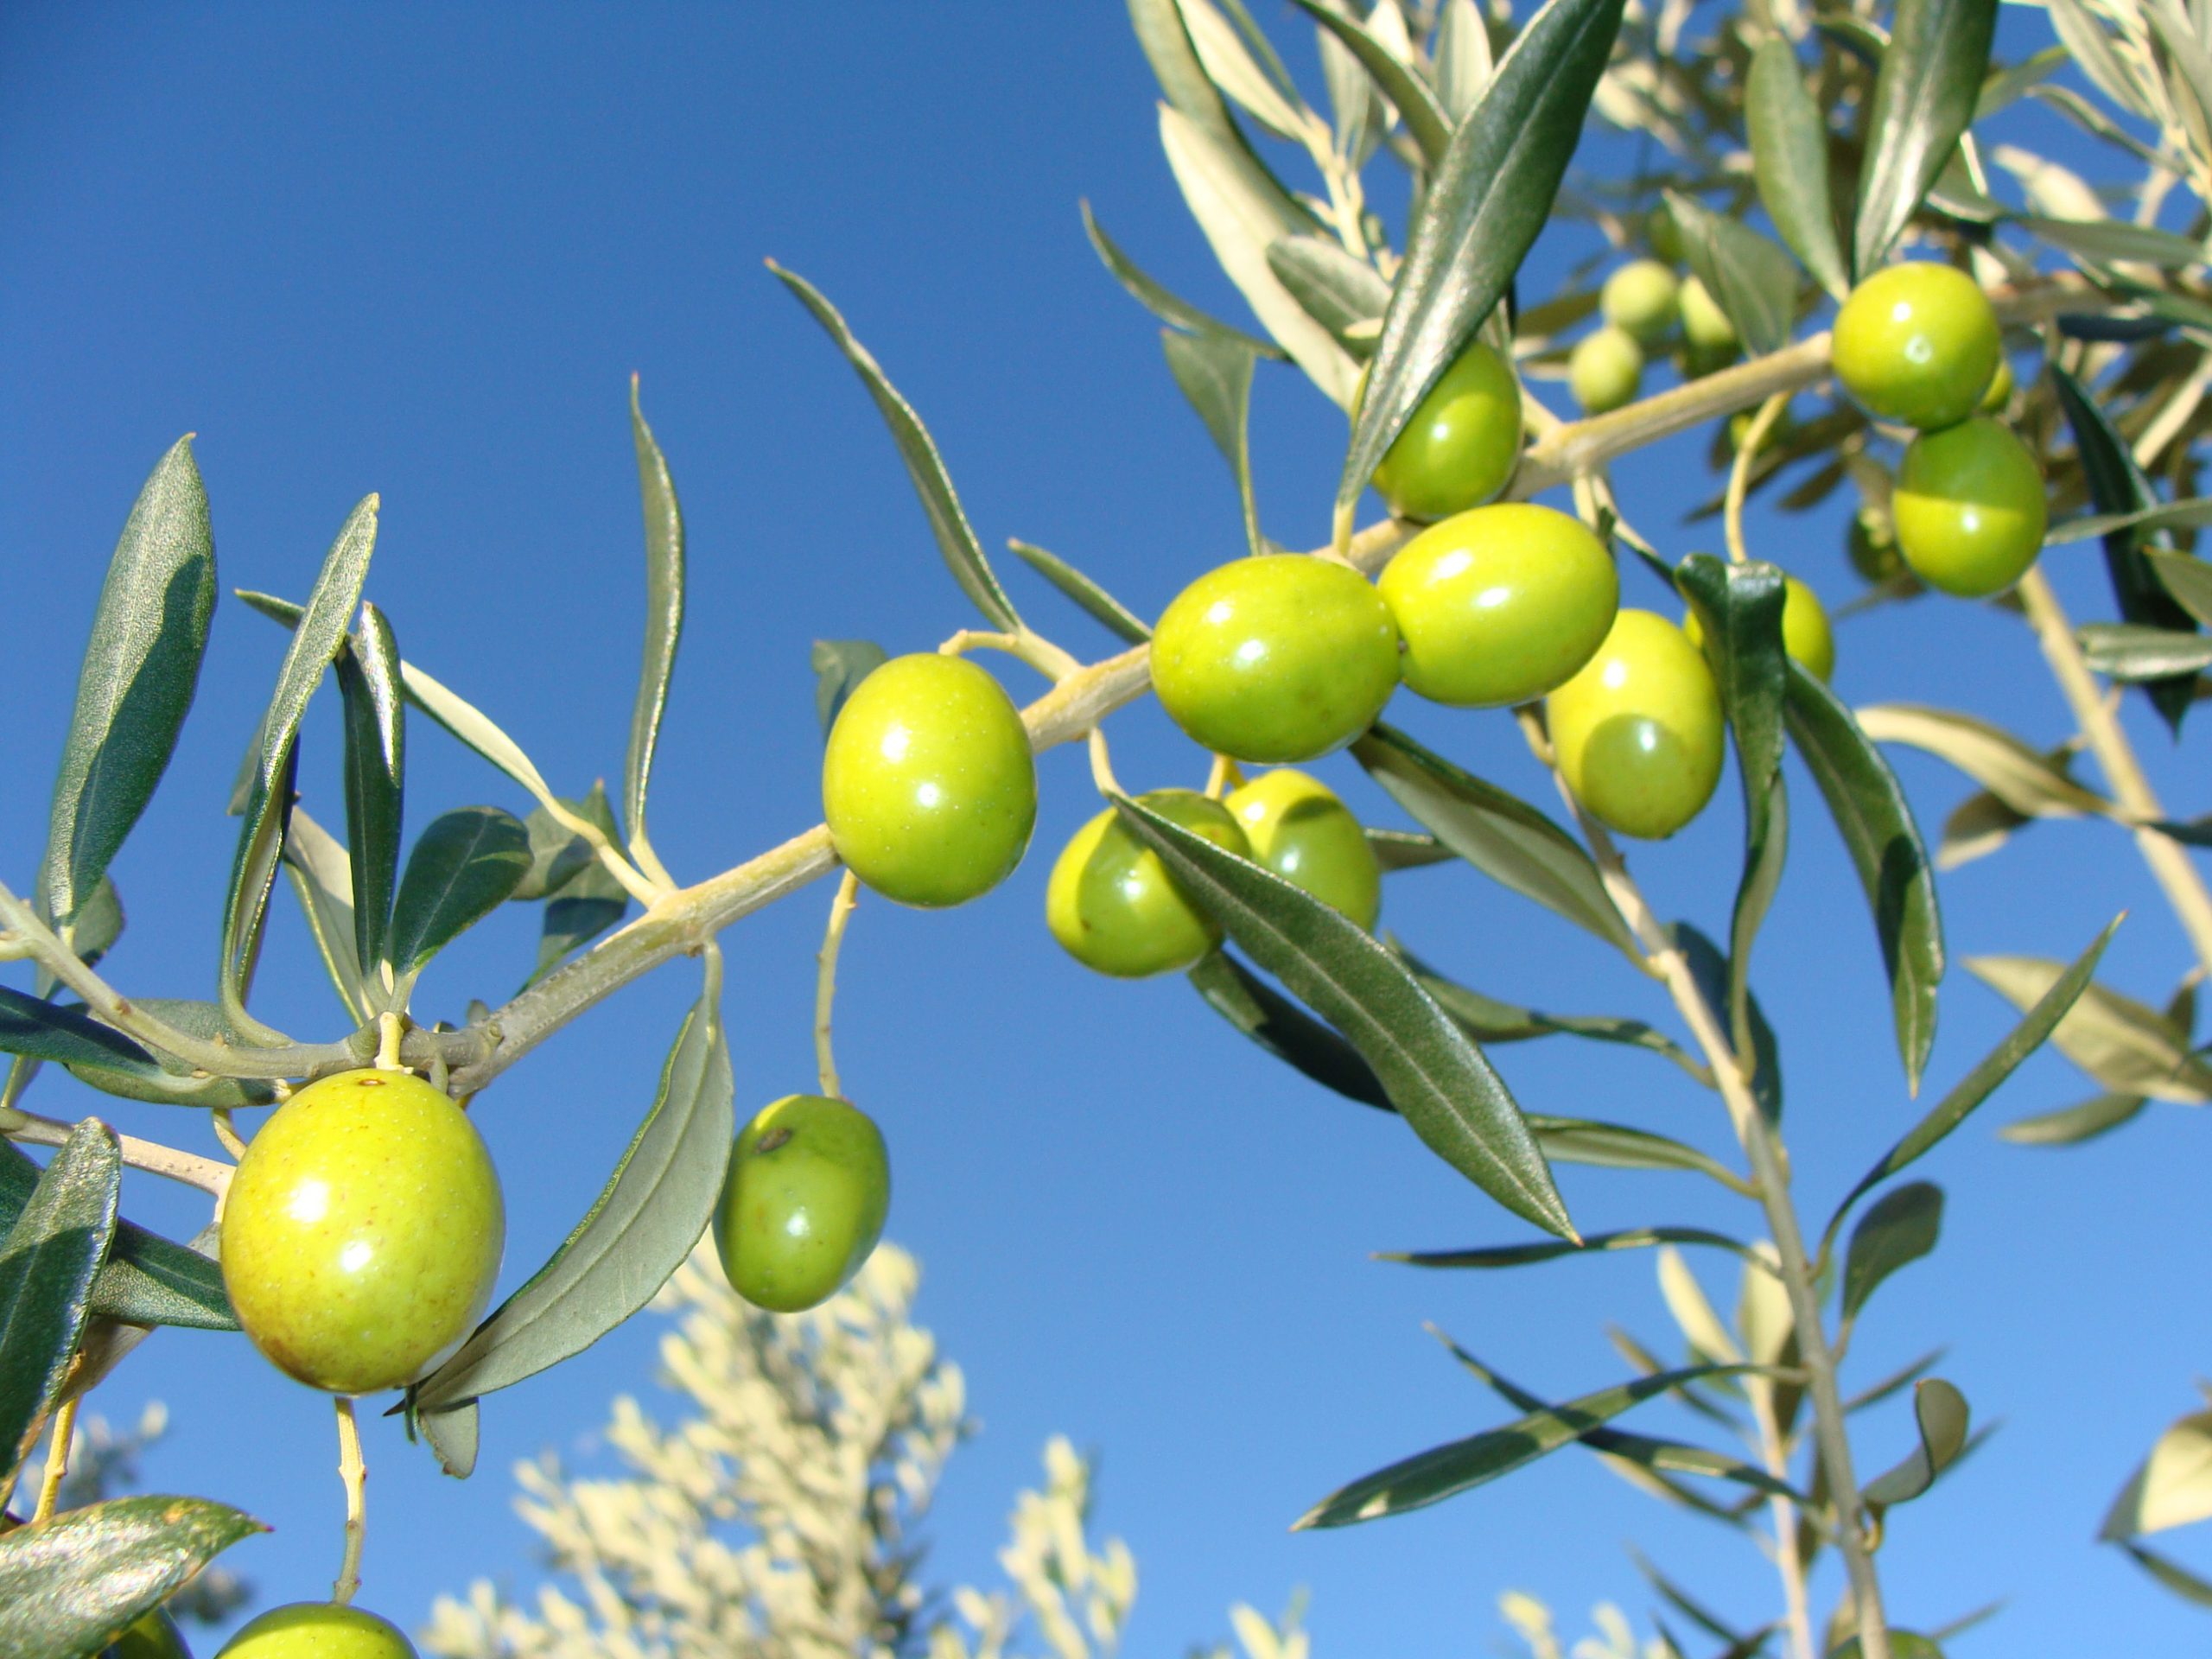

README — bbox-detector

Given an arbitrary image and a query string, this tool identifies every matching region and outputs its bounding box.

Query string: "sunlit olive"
[215,1602,417,1658]
[1684,572,1837,683]
[1832,262,2001,430]
[1370,340,1523,521]
[1545,609,1725,840]
[1046,790,1250,977]
[1570,327,1644,415]
[715,1094,890,1313]
[1679,275,1738,356]
[1602,259,1681,344]
[1980,353,2016,412]
[1225,769,1381,928]
[1893,416,2048,597]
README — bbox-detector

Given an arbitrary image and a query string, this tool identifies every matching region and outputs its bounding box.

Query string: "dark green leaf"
[626,378,685,866]
[414,961,736,1408]
[0,1495,262,1659]
[1631,1551,1765,1649]
[811,640,891,738]
[1526,1116,1757,1194]
[40,439,216,931]
[525,898,630,991]
[1,1147,232,1332]
[2054,365,2198,733]
[1114,793,1573,1238]
[2145,549,2212,626]
[387,807,531,980]
[336,602,404,978]
[1999,1090,2147,1145]
[1294,1362,1752,1528]
[1847,1348,1948,1413]
[1747,41,1848,298]
[2077,623,2212,680]
[1841,1180,1943,1322]
[1401,947,1712,1082]
[769,263,1022,632]
[0,1122,118,1486]
[1823,918,2114,1255]
[1851,0,1999,275]
[1862,1377,1970,1508]
[1285,0,1452,164]
[1967,949,2212,1102]
[1663,194,1801,358]
[1783,663,1943,1090]
[1161,328,1264,560]
[2120,1543,2212,1608]
[1078,201,1282,357]
[220,496,378,1021]
[1354,725,1636,956]
[1186,950,1391,1110]
[1382,1226,1759,1269]
[1674,922,1783,1126]
[1007,541,1152,645]
[0,989,162,1077]
[1338,0,1625,517]
[1266,236,1391,356]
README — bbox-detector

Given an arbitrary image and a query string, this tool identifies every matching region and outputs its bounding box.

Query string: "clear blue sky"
[4,4,2209,1653]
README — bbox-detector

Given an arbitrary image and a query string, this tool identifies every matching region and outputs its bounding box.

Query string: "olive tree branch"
[7,1107,232,1198]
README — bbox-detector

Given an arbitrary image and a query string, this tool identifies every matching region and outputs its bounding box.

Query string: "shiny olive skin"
[821,652,1037,908]
[1226,769,1382,929]
[1570,327,1643,415]
[216,1603,417,1659]
[1379,503,1619,708]
[1151,556,1400,764]
[1894,416,2048,597]
[1369,340,1523,521]
[715,1094,889,1313]
[1832,262,2001,430]
[221,1070,503,1395]
[1685,572,1836,683]
[1545,609,1726,840]
[1047,790,1250,977]
[1601,259,1681,344]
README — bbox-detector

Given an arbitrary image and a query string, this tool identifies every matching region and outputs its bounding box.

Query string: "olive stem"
[1087,728,1123,798]
[1726,393,1792,567]
[5,1109,232,1198]
[941,626,1083,686]
[1750,1379,1817,1659]
[1203,754,1242,800]
[333,1396,366,1605]
[211,1108,248,1162]
[30,1396,78,1525]
[2017,566,2212,982]
[814,871,861,1101]
[374,1013,404,1071]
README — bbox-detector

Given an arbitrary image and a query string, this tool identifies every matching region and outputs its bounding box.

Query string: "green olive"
[1601,259,1681,344]
[104,1608,191,1659]
[1370,340,1524,521]
[715,1094,890,1314]
[821,652,1037,908]
[1893,416,2048,597]
[1570,327,1644,415]
[1980,352,2016,412]
[1378,503,1619,707]
[1545,609,1726,840]
[1151,556,1400,764]
[1225,769,1382,928]
[221,1070,503,1395]
[1684,572,1836,683]
[1832,262,2001,430]
[1644,204,1686,265]
[1847,505,1905,586]
[1678,275,1738,355]
[1046,790,1250,977]
[215,1602,417,1658]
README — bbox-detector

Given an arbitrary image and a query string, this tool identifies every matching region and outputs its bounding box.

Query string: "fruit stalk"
[334,1395,366,1605]
[815,870,861,1098]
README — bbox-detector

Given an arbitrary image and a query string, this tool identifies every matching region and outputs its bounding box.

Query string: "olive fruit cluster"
[1568,248,1741,416]
[715,1093,891,1313]
[1832,263,2046,598]
[1369,340,1524,523]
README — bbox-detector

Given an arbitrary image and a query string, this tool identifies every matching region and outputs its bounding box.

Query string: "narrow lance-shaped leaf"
[0,1121,119,1486]
[1113,794,1573,1239]
[3,1153,237,1333]
[1079,201,1282,357]
[1747,40,1848,299]
[1855,702,2112,818]
[413,954,736,1409]
[2145,548,2212,626]
[0,988,166,1078]
[1783,662,1943,1090]
[1527,1116,1757,1194]
[1382,1226,1762,1270]
[1999,1090,2146,1146]
[1186,950,1392,1110]
[0,1494,264,1659]
[768,263,1022,632]
[1433,0,1492,119]
[1862,1377,1971,1508]
[1852,0,1999,276]
[1267,235,1392,355]
[1285,0,1452,165]
[386,807,533,982]
[1401,945,1713,1083]
[283,804,372,1022]
[811,640,890,737]
[1161,328,1265,560]
[1967,952,2212,1102]
[2075,624,2212,681]
[1841,1180,1943,1324]
[627,377,684,867]
[1338,0,1626,518]
[1125,0,1313,226]
[337,602,404,978]
[220,497,378,1022]
[1007,541,1152,645]
[41,438,217,932]
[1663,194,1801,359]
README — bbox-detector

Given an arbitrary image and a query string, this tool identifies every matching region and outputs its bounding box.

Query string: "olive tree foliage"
[3,0,2212,1652]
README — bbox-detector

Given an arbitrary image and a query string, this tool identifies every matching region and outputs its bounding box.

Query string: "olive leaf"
[1852,0,1999,276]
[1662,194,1801,358]
[0,1121,119,1489]
[336,602,405,980]
[1746,40,1847,299]
[1862,1378,1971,1510]
[1186,950,1391,1111]
[387,807,533,983]
[810,640,890,738]
[1285,0,1452,164]
[1841,1180,1943,1324]
[1007,540,1152,645]
[0,1495,264,1659]
[626,376,686,874]
[1967,950,2212,1103]
[1161,327,1265,559]
[1855,702,2114,818]
[1079,201,1283,358]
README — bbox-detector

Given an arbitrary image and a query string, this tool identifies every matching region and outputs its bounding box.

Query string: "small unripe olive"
[221,1070,504,1395]
[1893,416,2048,598]
[1678,275,1738,354]
[1545,609,1725,840]
[1570,327,1644,415]
[216,1602,417,1658]
[1600,259,1681,344]
[1979,353,2016,412]
[1047,790,1250,977]
[1684,573,1836,683]
[1151,556,1400,764]
[1832,262,2001,430]
[1847,507,1904,584]
[1378,503,1619,707]
[822,653,1037,908]
[1225,769,1382,929]
[715,1094,889,1313]
[1370,340,1523,522]
[1644,204,1686,265]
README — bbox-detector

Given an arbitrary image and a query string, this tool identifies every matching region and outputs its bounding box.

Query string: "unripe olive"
[215,1602,417,1658]
[715,1094,889,1313]
[1832,262,2001,430]
[1847,507,1904,584]
[1980,353,2016,412]
[1545,609,1725,840]
[1644,204,1686,265]
[221,1070,504,1395]
[1601,259,1681,344]
[1893,416,2048,598]
[1370,340,1523,521]
[821,652,1037,908]
[1678,275,1738,354]
[1378,503,1619,707]
[1684,573,1836,683]
[1225,770,1382,929]
[1151,556,1400,764]
[1047,790,1250,977]
[1570,327,1644,415]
